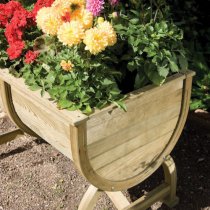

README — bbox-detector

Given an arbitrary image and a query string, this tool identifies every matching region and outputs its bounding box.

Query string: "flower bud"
[112,12,118,19]
[97,17,105,24]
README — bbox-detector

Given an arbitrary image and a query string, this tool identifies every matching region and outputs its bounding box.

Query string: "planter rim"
[0,68,195,126]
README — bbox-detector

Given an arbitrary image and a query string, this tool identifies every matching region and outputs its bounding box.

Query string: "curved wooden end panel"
[71,71,195,191]
[0,80,38,137]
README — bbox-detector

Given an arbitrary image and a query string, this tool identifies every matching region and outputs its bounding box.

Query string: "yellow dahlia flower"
[83,28,108,55]
[36,7,62,35]
[71,8,93,29]
[97,21,117,46]
[60,60,74,71]
[57,21,84,46]
[52,0,85,16]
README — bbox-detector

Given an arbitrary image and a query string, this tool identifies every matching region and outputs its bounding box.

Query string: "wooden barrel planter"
[0,68,195,210]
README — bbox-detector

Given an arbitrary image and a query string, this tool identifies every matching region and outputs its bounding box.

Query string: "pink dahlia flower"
[86,0,104,16]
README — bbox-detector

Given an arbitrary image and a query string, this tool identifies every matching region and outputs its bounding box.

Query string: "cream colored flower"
[57,21,84,46]
[60,60,74,71]
[36,7,62,35]
[97,21,117,46]
[71,8,93,29]
[83,28,108,54]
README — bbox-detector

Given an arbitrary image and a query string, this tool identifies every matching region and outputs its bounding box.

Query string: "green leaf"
[134,71,149,89]
[130,18,139,24]
[58,99,73,109]
[101,78,115,86]
[157,66,169,77]
[113,101,127,112]
[190,99,206,110]
[42,63,51,72]
[110,88,121,95]
[29,84,41,91]
[127,61,137,72]
[46,71,56,83]
[83,105,92,114]
[144,62,165,85]
[178,55,188,70]
[169,60,179,72]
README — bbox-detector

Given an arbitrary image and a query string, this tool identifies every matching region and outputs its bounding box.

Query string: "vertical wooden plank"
[78,185,102,210]
[162,156,179,207]
[106,191,130,210]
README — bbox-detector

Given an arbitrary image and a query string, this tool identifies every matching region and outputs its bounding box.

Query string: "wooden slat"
[88,104,181,159]
[89,73,186,120]
[0,129,24,145]
[78,185,102,210]
[88,75,184,129]
[0,68,88,126]
[90,117,178,171]
[123,183,170,210]
[0,80,37,136]
[87,89,182,145]
[96,132,174,180]
[12,89,73,159]
[12,88,70,136]
[106,191,130,209]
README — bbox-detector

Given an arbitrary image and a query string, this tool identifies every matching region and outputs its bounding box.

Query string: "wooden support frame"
[0,128,24,145]
[0,110,24,145]
[78,155,179,210]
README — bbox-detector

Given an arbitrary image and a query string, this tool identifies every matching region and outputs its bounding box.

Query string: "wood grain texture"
[87,89,182,145]
[78,185,102,210]
[106,191,130,209]
[97,131,174,180]
[87,86,182,181]
[87,104,180,160]
[12,88,73,159]
[90,117,178,172]
[0,80,37,136]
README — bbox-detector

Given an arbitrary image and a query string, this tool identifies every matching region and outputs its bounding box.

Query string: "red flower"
[61,12,71,22]
[24,50,39,64]
[1,0,54,60]
[7,41,25,60]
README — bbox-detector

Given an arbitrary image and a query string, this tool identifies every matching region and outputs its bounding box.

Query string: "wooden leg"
[78,185,102,210]
[106,191,130,209]
[79,156,179,210]
[162,155,179,208]
[0,128,24,145]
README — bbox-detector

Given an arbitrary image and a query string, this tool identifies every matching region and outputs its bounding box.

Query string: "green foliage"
[20,45,124,114]
[169,0,210,111]
[113,2,187,89]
